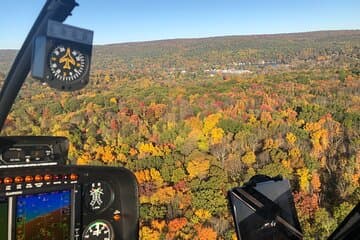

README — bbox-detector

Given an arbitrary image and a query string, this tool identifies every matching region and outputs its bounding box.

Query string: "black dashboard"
[0,136,139,240]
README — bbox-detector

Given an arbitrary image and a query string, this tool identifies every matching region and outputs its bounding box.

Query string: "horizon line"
[1,28,359,50]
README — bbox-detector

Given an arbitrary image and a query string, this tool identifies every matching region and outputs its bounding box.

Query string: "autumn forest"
[0,30,359,239]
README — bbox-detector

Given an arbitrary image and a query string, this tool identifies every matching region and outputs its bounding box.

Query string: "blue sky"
[0,0,359,49]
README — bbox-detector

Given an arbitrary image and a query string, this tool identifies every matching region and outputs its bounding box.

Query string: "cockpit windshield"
[0,1,359,239]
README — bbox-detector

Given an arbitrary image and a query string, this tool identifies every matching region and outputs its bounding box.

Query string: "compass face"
[82,220,114,240]
[49,45,88,82]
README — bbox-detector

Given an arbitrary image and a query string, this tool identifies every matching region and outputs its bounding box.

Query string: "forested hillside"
[1,30,359,239]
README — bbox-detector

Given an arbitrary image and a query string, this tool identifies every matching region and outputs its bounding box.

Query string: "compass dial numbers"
[82,220,114,240]
[49,45,87,82]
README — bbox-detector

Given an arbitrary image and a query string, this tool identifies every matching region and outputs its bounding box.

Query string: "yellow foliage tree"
[263,138,280,150]
[151,220,166,232]
[188,128,203,141]
[104,74,111,82]
[134,168,164,187]
[140,226,160,240]
[198,135,209,152]
[305,121,329,157]
[289,147,301,160]
[77,152,91,165]
[297,168,310,193]
[109,97,117,104]
[149,186,176,204]
[94,146,116,164]
[247,113,257,125]
[202,113,222,134]
[187,158,210,179]
[232,233,238,240]
[305,121,322,133]
[241,151,256,166]
[192,209,212,223]
[210,127,224,144]
[116,153,127,163]
[185,116,203,130]
[195,209,211,220]
[281,108,298,123]
[286,132,297,146]
[281,159,291,169]
[137,142,163,159]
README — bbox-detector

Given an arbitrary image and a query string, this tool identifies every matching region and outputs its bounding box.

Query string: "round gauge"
[84,181,114,213]
[82,220,114,240]
[49,45,89,82]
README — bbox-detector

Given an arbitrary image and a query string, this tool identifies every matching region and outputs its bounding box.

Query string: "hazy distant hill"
[94,30,360,58]
[0,50,17,73]
[92,30,360,71]
[1,30,359,74]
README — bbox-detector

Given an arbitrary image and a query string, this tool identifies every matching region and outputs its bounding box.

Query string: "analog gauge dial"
[84,181,114,213]
[49,45,88,82]
[82,220,114,240]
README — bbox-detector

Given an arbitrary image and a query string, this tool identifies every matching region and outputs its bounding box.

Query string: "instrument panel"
[0,136,69,167]
[0,165,139,240]
[0,136,139,239]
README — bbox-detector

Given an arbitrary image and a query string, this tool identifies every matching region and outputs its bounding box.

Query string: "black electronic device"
[229,175,303,240]
[328,202,360,240]
[0,165,139,240]
[32,20,93,91]
[0,136,69,168]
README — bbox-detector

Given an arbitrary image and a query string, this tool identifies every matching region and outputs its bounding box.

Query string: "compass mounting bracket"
[31,20,94,91]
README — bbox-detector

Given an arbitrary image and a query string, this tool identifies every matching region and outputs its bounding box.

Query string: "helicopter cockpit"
[0,1,358,239]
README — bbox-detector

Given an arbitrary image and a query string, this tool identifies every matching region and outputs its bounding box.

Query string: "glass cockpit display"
[15,190,72,240]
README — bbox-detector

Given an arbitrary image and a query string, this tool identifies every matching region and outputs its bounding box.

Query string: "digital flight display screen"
[15,190,72,240]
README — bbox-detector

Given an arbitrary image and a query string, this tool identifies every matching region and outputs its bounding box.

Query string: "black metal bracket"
[0,0,78,131]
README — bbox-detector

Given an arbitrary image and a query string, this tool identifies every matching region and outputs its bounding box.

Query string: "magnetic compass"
[31,20,93,91]
[49,45,88,82]
[82,220,114,240]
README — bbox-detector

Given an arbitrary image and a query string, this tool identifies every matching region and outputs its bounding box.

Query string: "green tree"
[338,69,346,82]
[333,202,355,224]
[313,208,337,239]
